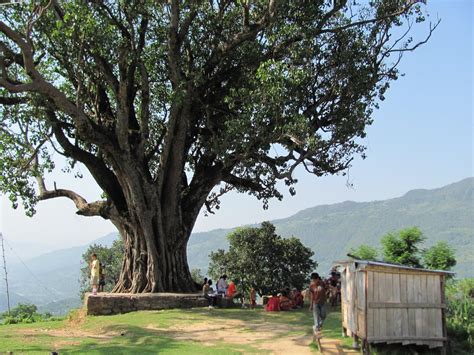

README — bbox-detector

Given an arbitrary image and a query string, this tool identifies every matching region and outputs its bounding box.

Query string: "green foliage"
[0,0,430,218]
[190,268,205,285]
[349,227,457,272]
[0,303,55,325]
[79,239,124,298]
[0,307,350,353]
[381,227,426,268]
[208,222,316,295]
[348,244,378,260]
[446,279,474,352]
[423,241,457,271]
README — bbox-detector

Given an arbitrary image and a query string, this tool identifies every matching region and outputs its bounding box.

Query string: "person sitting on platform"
[227,280,247,308]
[203,279,218,309]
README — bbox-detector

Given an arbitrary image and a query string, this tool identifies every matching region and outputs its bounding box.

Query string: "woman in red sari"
[265,293,281,312]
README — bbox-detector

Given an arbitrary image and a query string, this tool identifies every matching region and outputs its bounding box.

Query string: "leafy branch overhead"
[0,0,437,219]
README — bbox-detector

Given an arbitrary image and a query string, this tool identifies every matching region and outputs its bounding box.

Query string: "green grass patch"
[0,306,351,354]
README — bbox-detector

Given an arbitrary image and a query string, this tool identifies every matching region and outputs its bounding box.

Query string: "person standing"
[90,254,100,295]
[249,285,257,309]
[309,272,327,332]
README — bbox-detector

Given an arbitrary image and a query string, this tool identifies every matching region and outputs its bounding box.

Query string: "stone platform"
[84,292,208,315]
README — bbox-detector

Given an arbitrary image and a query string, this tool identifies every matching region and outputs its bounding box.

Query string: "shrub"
[0,303,58,325]
[446,278,474,352]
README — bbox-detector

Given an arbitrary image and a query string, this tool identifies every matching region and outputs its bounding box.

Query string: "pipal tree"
[0,1,436,292]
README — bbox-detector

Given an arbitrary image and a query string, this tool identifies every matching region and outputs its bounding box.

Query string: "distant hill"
[188,177,474,278]
[1,178,472,314]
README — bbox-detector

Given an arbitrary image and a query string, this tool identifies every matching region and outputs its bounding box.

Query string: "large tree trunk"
[110,206,198,293]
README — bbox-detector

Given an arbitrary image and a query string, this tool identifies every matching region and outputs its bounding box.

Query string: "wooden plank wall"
[341,265,358,336]
[356,270,366,337]
[366,268,444,348]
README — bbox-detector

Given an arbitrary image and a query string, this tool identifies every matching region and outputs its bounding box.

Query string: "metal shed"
[338,260,452,353]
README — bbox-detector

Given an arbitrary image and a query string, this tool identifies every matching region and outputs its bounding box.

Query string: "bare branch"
[319,3,418,34]
[37,181,109,217]
[385,19,440,55]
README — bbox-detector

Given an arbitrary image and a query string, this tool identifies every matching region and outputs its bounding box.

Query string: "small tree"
[423,241,457,271]
[348,244,378,260]
[208,222,316,295]
[79,239,124,298]
[381,227,426,268]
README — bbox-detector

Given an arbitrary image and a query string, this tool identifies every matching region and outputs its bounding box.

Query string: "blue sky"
[0,0,472,258]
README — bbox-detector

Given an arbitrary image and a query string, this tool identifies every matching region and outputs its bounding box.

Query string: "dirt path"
[148,318,358,354]
[18,315,358,354]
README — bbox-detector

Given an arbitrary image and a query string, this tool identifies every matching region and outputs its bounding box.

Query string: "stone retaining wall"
[84,292,208,315]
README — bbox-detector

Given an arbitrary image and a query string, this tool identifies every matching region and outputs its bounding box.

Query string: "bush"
[447,297,474,350]
[446,278,474,352]
[0,303,58,325]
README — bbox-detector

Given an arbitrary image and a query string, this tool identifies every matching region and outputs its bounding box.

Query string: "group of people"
[325,269,342,306]
[201,275,255,309]
[264,288,305,312]
[264,271,337,333]
[90,251,335,336]
[89,251,336,335]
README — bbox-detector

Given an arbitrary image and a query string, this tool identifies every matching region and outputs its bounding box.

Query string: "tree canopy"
[381,226,426,268]
[349,227,457,272]
[0,0,436,292]
[208,222,316,295]
[423,241,457,271]
[348,244,378,261]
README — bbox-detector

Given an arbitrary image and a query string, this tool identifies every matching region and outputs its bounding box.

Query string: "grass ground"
[0,306,354,354]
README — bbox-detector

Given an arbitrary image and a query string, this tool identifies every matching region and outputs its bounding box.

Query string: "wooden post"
[440,275,448,355]
[352,334,360,349]
[0,233,11,315]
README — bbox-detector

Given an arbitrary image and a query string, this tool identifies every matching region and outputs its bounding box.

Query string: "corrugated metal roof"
[334,259,455,274]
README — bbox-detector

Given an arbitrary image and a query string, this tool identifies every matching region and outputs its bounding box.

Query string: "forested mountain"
[188,178,474,278]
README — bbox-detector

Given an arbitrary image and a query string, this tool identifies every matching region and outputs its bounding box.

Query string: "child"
[98,263,106,292]
[249,285,257,309]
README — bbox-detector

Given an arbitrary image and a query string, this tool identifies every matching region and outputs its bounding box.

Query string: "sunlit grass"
[0,306,350,354]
